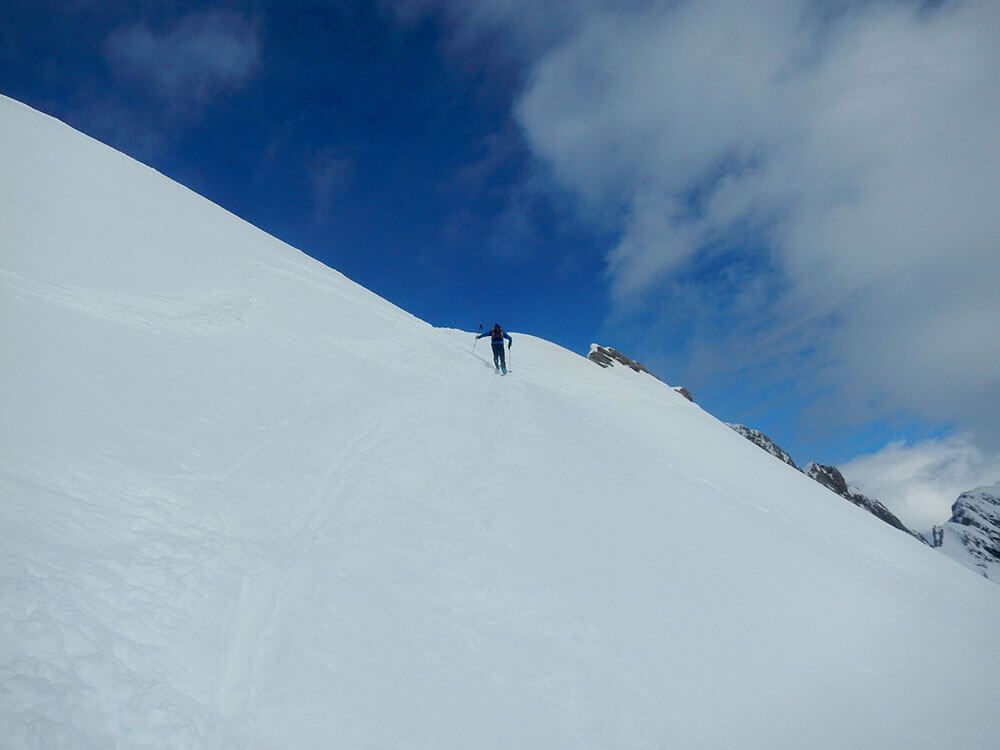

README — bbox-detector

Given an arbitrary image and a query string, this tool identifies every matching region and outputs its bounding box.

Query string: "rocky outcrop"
[805,463,853,496]
[727,424,799,470]
[587,344,695,402]
[588,345,658,378]
[673,386,694,402]
[806,463,926,544]
[937,482,1000,579]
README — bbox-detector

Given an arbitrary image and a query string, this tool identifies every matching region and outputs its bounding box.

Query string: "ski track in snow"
[215,419,382,739]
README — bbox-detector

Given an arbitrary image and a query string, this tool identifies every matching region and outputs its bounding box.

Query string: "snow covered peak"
[938,481,1000,579]
[4,95,1000,748]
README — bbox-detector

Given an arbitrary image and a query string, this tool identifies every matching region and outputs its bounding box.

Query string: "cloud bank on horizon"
[398,0,1000,495]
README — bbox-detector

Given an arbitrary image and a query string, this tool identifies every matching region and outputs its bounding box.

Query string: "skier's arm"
[504,332,512,347]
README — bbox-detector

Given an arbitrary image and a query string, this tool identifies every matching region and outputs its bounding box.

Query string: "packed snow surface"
[2,95,1000,748]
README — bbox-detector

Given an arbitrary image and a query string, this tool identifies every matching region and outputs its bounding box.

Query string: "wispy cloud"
[842,435,1000,530]
[452,126,526,192]
[105,9,260,117]
[485,198,539,262]
[387,0,591,62]
[309,148,354,224]
[408,0,1000,453]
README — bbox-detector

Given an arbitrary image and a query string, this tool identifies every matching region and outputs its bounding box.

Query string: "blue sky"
[3,0,999,522]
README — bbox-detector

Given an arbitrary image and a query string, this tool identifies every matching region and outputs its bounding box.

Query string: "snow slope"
[2,95,1000,748]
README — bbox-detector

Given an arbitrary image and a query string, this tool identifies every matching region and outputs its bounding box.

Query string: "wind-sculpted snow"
[3,94,1000,748]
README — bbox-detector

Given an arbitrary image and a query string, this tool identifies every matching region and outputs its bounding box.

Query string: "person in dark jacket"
[477,323,512,374]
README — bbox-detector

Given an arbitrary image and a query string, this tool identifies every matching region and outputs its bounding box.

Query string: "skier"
[477,323,512,374]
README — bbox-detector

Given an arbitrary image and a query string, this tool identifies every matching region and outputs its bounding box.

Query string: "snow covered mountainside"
[938,482,1000,580]
[3,95,1000,748]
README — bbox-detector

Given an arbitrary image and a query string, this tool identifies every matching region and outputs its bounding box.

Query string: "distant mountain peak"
[937,481,1000,579]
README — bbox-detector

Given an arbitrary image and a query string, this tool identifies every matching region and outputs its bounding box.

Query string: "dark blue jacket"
[478,328,512,346]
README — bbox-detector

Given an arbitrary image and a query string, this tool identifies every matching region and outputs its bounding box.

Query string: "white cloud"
[841,435,1000,531]
[105,10,260,115]
[410,0,1000,448]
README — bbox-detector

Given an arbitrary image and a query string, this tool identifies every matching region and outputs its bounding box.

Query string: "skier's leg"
[499,347,507,373]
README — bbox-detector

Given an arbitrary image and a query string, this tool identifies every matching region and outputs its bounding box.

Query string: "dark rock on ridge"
[727,424,799,470]
[588,345,658,377]
[587,344,695,402]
